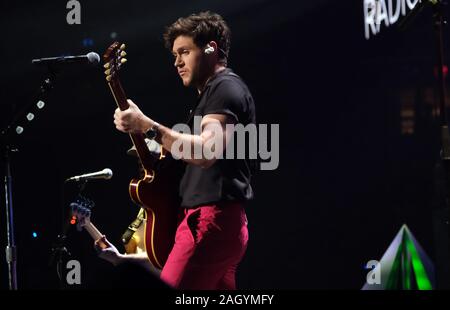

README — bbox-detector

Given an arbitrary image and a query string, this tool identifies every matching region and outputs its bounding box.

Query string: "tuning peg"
[120,51,127,57]
[120,43,126,50]
[104,69,111,75]
[106,75,112,82]
[104,62,110,69]
[120,58,127,64]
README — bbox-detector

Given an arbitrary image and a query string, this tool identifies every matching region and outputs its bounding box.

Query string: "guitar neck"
[84,222,103,242]
[107,79,156,169]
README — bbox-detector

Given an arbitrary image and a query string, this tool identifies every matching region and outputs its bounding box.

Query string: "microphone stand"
[1,66,56,290]
[2,144,18,290]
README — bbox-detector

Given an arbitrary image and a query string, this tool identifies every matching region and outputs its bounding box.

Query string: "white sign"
[363,0,422,39]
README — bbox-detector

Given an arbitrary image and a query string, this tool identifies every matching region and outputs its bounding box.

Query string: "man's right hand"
[94,235,125,266]
[113,99,153,134]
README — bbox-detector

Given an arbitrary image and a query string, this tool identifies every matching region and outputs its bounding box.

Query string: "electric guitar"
[70,199,146,255]
[70,199,107,250]
[102,42,183,269]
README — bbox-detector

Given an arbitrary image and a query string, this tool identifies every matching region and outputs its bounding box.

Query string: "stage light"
[32,232,38,238]
[82,38,94,47]
[36,100,45,109]
[433,65,449,78]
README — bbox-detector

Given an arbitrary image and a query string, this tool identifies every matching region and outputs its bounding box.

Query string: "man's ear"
[205,41,218,55]
[208,41,218,51]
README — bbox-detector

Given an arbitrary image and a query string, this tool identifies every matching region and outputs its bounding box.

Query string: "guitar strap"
[121,207,146,246]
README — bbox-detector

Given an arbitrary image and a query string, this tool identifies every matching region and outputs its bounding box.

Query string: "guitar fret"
[84,222,103,242]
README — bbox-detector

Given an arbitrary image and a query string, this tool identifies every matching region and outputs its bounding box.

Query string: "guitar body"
[103,42,184,270]
[128,158,183,268]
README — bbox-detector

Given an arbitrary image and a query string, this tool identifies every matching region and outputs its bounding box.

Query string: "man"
[96,11,255,290]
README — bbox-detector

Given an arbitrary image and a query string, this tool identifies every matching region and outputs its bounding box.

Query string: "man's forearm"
[157,124,214,168]
[142,113,231,168]
[120,252,162,277]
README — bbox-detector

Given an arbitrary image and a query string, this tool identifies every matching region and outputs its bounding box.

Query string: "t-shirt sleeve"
[203,79,245,122]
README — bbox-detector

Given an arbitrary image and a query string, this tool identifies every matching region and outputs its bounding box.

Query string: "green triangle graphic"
[362,224,435,290]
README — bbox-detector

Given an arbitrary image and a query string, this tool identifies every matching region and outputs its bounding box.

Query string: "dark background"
[1,0,449,289]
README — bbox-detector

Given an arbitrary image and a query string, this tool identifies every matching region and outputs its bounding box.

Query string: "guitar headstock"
[70,197,95,232]
[103,41,127,82]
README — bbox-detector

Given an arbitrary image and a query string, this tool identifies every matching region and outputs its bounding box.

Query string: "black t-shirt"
[179,68,256,208]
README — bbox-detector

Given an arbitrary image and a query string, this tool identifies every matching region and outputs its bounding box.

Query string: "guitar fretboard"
[84,222,104,246]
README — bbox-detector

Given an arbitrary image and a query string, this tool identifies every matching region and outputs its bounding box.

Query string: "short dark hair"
[163,11,231,66]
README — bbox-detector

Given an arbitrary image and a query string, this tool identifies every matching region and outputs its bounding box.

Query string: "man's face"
[172,35,205,88]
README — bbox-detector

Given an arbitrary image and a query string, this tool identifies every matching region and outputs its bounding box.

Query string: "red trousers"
[160,202,248,289]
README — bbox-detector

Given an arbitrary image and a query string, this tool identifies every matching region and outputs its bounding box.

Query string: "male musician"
[96,11,255,290]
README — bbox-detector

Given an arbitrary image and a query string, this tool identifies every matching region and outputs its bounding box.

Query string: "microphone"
[65,168,113,182]
[32,52,100,66]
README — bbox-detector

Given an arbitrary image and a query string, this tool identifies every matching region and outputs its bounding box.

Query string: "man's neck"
[197,65,227,94]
